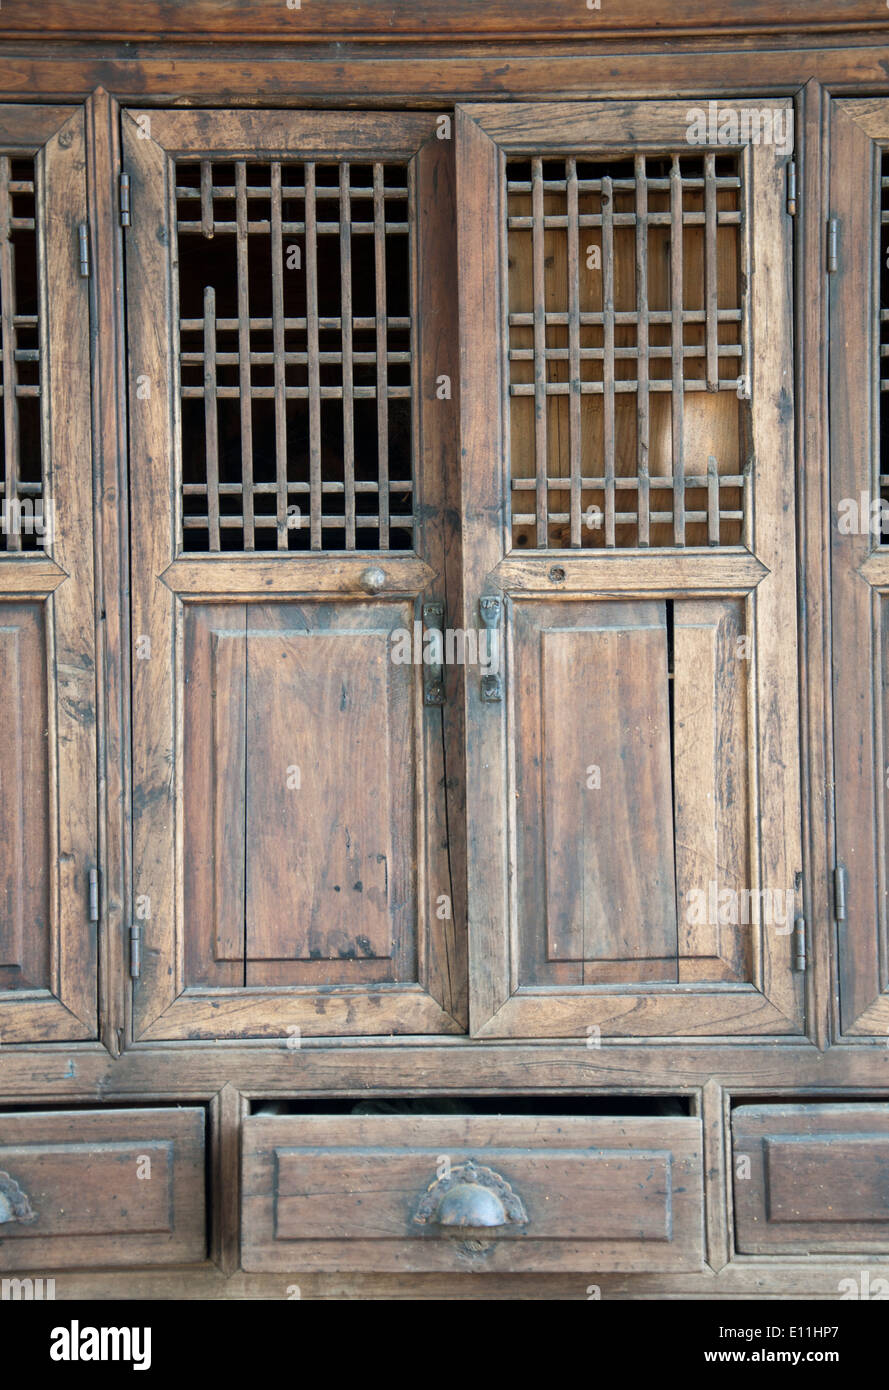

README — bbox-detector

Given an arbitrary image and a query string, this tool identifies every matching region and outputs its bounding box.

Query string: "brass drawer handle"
[0,1171,37,1225]
[413,1159,528,1231]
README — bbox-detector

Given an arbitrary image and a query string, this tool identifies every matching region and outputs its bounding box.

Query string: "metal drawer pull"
[0,1171,37,1225]
[413,1159,528,1230]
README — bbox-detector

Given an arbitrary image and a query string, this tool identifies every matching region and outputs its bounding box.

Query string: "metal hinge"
[119,171,131,227]
[834,864,847,922]
[786,160,797,216]
[88,866,100,923]
[793,915,807,973]
[78,223,89,277]
[129,924,142,979]
[828,216,839,273]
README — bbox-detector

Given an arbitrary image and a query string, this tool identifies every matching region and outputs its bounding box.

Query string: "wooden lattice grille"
[507,153,750,549]
[176,159,414,552]
[0,156,42,554]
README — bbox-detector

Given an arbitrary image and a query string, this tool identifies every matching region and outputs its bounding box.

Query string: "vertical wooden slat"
[0,155,20,551]
[41,108,97,1034]
[202,286,220,550]
[305,162,322,550]
[635,154,650,548]
[200,159,214,239]
[340,162,356,549]
[707,453,720,545]
[531,156,548,546]
[235,160,254,549]
[270,162,288,549]
[670,154,686,545]
[373,162,390,550]
[602,173,616,548]
[673,599,749,983]
[704,151,719,392]
[566,157,582,547]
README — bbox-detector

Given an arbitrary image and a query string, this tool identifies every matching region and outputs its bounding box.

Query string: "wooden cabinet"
[113,97,806,1042]
[0,105,97,1044]
[2,9,889,1299]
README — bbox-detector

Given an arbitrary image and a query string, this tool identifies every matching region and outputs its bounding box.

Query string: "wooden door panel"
[126,109,465,1038]
[829,100,889,1035]
[0,106,96,1043]
[457,99,802,1038]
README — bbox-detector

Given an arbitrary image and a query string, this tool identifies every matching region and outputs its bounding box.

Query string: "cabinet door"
[829,99,889,1036]
[124,109,465,1039]
[0,107,96,1042]
[457,100,803,1037]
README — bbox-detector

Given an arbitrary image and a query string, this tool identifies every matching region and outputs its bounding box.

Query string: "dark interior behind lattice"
[176,159,414,553]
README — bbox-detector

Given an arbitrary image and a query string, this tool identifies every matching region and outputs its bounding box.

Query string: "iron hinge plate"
[129,924,142,979]
[787,160,797,216]
[834,865,847,922]
[120,171,131,227]
[88,866,99,923]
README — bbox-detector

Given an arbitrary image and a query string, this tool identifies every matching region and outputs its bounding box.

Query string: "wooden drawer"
[0,1108,206,1270]
[241,1113,704,1272]
[733,1104,889,1253]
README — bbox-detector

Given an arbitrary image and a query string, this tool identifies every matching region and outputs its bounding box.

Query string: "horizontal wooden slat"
[162,555,436,596]
[462,98,793,151]
[9,1,885,38]
[137,986,463,1041]
[493,549,767,595]
[125,109,438,158]
[0,556,66,594]
[0,105,78,150]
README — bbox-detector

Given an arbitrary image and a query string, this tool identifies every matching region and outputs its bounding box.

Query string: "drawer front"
[733,1104,889,1253]
[242,1114,704,1272]
[0,1108,206,1270]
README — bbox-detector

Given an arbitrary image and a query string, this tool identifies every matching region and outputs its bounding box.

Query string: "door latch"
[422,601,445,706]
[479,595,503,702]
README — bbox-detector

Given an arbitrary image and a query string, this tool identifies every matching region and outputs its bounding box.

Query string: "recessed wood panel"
[0,601,48,988]
[540,606,676,969]
[245,607,402,973]
[515,598,677,987]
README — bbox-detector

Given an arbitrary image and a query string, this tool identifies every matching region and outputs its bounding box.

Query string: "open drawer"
[0,1107,206,1270]
[733,1104,889,1253]
[241,1112,704,1272]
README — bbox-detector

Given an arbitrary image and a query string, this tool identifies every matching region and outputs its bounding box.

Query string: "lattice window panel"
[507,153,750,549]
[880,152,889,541]
[176,159,414,552]
[0,156,43,554]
